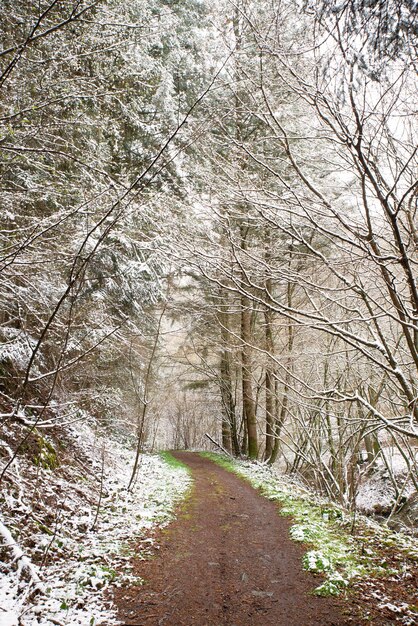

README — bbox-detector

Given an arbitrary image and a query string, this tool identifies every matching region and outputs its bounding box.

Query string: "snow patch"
[0,421,191,625]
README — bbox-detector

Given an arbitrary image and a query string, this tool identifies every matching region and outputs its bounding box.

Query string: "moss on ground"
[35,435,59,470]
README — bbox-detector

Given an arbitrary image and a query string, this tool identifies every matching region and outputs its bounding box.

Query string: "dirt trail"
[114,452,354,625]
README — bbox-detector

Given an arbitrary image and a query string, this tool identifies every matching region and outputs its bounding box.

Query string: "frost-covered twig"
[0,440,26,507]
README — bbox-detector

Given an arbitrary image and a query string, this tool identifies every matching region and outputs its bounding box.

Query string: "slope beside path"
[114,452,352,625]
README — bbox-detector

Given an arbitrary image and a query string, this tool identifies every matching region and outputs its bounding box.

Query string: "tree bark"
[240,225,258,459]
[264,274,275,461]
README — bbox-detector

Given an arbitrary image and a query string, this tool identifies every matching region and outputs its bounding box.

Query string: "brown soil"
[114,452,357,625]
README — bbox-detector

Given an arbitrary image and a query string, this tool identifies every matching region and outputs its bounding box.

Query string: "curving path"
[114,452,355,625]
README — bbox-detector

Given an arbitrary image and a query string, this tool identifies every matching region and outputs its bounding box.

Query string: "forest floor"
[0,422,191,626]
[2,434,417,626]
[114,452,368,625]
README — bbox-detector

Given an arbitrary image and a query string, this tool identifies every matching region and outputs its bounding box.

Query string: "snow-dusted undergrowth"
[0,422,191,626]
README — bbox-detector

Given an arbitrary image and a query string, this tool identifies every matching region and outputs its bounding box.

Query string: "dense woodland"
[0,0,417,623]
[1,0,417,517]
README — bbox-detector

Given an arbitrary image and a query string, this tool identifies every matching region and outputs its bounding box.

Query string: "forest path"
[114,452,353,625]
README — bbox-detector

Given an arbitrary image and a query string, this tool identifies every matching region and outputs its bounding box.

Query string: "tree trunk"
[240,226,258,459]
[264,274,275,461]
[268,375,281,464]
[219,343,234,454]
[268,265,294,465]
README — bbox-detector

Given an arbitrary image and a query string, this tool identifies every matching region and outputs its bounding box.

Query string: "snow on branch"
[0,516,44,596]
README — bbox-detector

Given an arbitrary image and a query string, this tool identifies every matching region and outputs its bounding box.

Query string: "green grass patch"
[159,450,191,473]
[160,450,194,516]
[200,451,237,473]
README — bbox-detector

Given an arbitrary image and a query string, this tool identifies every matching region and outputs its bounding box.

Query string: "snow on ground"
[0,421,191,626]
[356,451,417,516]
